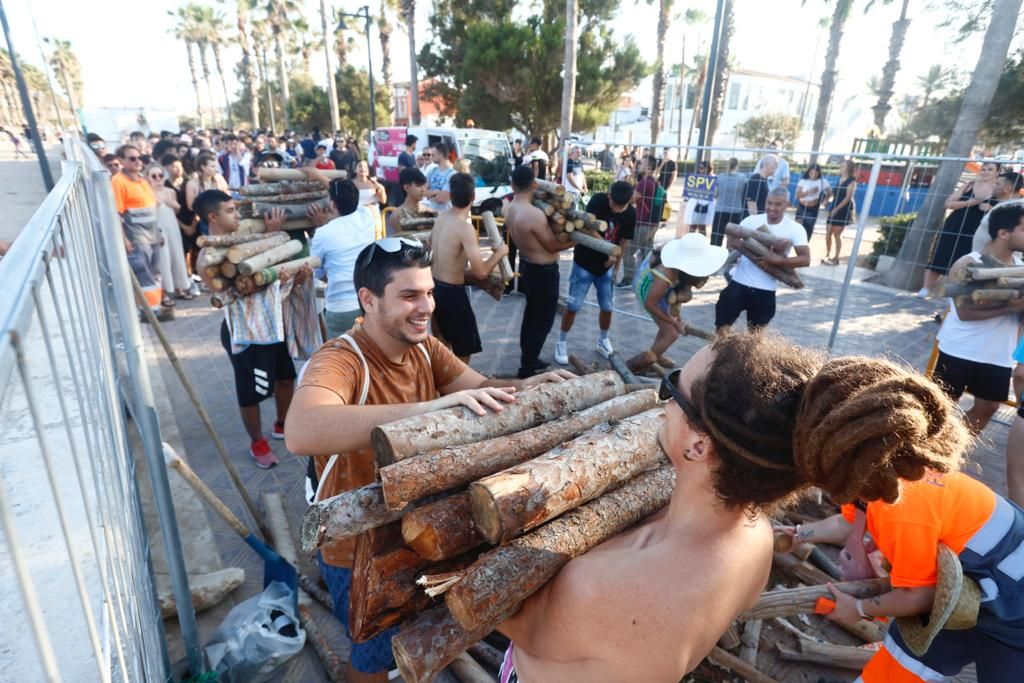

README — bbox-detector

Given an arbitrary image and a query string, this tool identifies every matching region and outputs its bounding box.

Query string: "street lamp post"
[337,5,376,133]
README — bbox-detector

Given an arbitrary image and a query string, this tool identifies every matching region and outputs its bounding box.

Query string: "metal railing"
[0,140,202,681]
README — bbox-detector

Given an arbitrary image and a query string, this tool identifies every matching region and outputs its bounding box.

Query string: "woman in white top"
[615,156,634,183]
[794,163,832,241]
[147,164,193,301]
[353,159,387,238]
[184,152,230,219]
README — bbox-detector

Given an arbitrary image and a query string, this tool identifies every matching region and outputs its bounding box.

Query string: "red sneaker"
[272,421,285,440]
[249,438,278,469]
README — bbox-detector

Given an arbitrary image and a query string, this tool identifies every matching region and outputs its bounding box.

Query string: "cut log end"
[299,505,327,552]
[371,427,398,466]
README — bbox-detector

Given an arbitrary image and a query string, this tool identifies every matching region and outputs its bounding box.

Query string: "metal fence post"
[827,153,883,351]
[87,168,205,676]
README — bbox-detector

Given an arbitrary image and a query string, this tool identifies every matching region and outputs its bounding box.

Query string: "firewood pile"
[532,179,618,258]
[724,222,804,289]
[941,253,1024,306]
[299,371,676,682]
[196,229,319,306]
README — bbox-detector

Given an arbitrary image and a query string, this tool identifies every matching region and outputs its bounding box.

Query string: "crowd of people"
[90,124,1024,683]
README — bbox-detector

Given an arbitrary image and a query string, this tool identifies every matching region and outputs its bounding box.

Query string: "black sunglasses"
[659,368,703,426]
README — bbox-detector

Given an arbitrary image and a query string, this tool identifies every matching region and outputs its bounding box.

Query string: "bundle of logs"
[196,229,319,304]
[724,222,804,289]
[235,167,348,234]
[300,372,676,682]
[533,179,621,259]
[941,253,1024,307]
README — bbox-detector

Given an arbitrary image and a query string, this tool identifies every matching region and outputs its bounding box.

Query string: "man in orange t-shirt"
[780,471,1024,681]
[286,237,572,682]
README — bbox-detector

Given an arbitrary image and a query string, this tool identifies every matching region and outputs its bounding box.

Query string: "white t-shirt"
[795,178,830,206]
[310,206,377,313]
[768,157,790,191]
[730,214,808,292]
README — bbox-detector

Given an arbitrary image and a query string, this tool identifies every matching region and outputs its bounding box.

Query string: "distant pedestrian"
[314,144,336,170]
[766,140,790,191]
[794,163,832,241]
[563,146,587,204]
[3,127,28,159]
[425,143,455,213]
[710,158,747,246]
[147,164,192,300]
[656,151,678,190]
[512,139,525,168]
[398,135,418,170]
[744,154,776,218]
[823,159,858,265]
[524,138,549,181]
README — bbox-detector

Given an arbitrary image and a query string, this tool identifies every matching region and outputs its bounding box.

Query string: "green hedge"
[585,170,614,194]
[872,212,917,258]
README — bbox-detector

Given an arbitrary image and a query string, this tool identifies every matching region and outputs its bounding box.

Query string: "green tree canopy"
[734,113,802,149]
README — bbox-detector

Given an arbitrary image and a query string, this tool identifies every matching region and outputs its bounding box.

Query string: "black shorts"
[220,321,297,407]
[932,351,1011,403]
[432,279,482,357]
[714,280,777,330]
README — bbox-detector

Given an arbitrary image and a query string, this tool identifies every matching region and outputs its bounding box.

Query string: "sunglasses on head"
[659,367,703,426]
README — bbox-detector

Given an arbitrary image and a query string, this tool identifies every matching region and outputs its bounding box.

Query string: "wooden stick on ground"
[403,492,485,561]
[740,619,763,665]
[469,408,666,544]
[378,390,659,509]
[738,578,891,621]
[446,465,676,631]
[706,646,780,683]
[775,639,878,670]
[371,371,625,466]
[568,354,597,375]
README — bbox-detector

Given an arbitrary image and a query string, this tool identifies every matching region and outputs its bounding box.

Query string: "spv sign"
[683,174,716,202]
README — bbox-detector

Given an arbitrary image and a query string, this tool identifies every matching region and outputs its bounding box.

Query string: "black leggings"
[518,261,560,374]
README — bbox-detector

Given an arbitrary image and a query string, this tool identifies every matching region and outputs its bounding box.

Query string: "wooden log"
[202,264,222,281]
[253,255,322,287]
[237,239,304,276]
[566,209,596,224]
[450,652,495,683]
[970,288,1019,302]
[197,246,229,267]
[737,578,891,621]
[706,646,780,683]
[464,272,506,302]
[210,291,237,309]
[403,492,485,561]
[532,199,556,216]
[238,217,316,233]
[226,232,290,263]
[253,198,332,221]
[735,240,804,289]
[378,390,659,509]
[481,211,514,283]
[240,189,328,204]
[593,219,608,233]
[534,178,565,196]
[773,551,832,586]
[996,277,1024,288]
[391,606,501,683]
[570,230,621,256]
[300,482,408,552]
[197,231,272,248]
[257,167,347,182]
[399,216,437,230]
[607,350,650,386]
[468,641,505,673]
[469,408,666,544]
[209,276,230,292]
[158,567,245,618]
[568,353,597,375]
[725,222,793,253]
[740,619,763,665]
[717,623,741,650]
[239,179,325,196]
[445,465,676,631]
[371,371,625,466]
[298,603,346,682]
[220,259,238,278]
[808,545,842,580]
[776,639,878,670]
[965,265,1024,281]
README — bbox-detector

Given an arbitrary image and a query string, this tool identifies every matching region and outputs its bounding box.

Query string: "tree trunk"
[402,492,484,561]
[391,606,501,683]
[379,390,659,508]
[320,0,340,134]
[737,578,891,621]
[197,41,218,127]
[237,239,304,275]
[237,0,261,128]
[403,0,420,125]
[886,0,1022,290]
[379,0,393,120]
[445,465,676,631]
[274,31,291,130]
[776,639,877,670]
[371,371,625,465]
[185,41,204,127]
[225,232,290,263]
[649,0,670,146]
[684,62,707,148]
[872,0,910,133]
[558,0,578,169]
[705,0,734,147]
[211,43,234,129]
[469,409,666,544]
[301,482,409,551]
[810,0,852,162]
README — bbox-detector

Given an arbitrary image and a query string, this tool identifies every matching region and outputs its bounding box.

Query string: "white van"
[369,126,513,211]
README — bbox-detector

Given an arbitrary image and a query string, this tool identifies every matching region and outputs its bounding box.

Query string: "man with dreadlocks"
[496,333,1022,683]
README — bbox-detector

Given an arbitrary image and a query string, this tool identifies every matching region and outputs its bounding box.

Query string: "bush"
[872,212,917,259]
[585,170,614,194]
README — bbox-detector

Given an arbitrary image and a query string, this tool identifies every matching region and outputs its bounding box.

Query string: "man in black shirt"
[744,153,777,218]
[554,181,637,364]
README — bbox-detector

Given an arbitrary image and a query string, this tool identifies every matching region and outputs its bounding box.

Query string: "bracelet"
[855,599,868,619]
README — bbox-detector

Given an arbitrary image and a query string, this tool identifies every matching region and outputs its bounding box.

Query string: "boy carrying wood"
[285,239,570,682]
[386,167,432,237]
[194,189,316,468]
[430,172,509,362]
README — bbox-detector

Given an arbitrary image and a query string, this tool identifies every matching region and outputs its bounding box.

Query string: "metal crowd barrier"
[0,141,202,681]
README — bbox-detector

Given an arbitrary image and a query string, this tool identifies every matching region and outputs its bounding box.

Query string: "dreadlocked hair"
[692,332,971,515]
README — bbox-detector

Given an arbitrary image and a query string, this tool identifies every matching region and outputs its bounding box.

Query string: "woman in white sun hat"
[627,233,728,374]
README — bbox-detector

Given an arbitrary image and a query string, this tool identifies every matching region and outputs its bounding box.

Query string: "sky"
[2,0,998,126]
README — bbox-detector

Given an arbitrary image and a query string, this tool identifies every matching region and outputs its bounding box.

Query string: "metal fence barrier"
[0,140,202,681]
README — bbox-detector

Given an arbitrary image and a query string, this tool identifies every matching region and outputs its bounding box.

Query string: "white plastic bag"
[205,580,306,682]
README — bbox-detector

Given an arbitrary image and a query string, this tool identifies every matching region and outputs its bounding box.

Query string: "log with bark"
[371,371,625,466]
[239,179,326,196]
[534,179,565,196]
[197,246,230,267]
[253,198,332,221]
[220,260,238,279]
[253,255,322,287]
[775,639,878,670]
[706,646,780,683]
[569,230,621,256]
[735,239,805,289]
[210,291,238,309]
[256,167,347,182]
[378,390,659,509]
[463,271,506,302]
[238,189,328,204]
[962,264,1024,282]
[399,216,437,230]
[301,482,409,552]
[391,606,502,683]
[403,492,485,561]
[469,408,666,544]
[236,239,304,276]
[725,222,793,253]
[532,199,556,216]
[481,211,513,283]
[238,217,317,233]
[226,232,290,263]
[773,551,832,586]
[568,354,598,375]
[468,641,505,673]
[202,263,223,281]
[449,652,495,683]
[740,619,763,665]
[158,567,245,618]
[197,231,274,248]
[737,578,891,621]
[445,465,676,631]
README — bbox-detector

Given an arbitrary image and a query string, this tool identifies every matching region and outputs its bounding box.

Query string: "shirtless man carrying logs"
[504,165,575,378]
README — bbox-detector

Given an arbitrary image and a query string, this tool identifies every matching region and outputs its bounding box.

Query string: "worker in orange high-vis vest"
[780,471,1024,682]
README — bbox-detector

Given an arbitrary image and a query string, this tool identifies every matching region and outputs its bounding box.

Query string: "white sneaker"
[554,340,569,365]
[916,287,930,298]
[596,337,614,358]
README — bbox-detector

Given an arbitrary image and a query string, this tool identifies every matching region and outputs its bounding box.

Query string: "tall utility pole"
[696,0,724,165]
[320,0,341,134]
[0,0,54,190]
[559,0,578,180]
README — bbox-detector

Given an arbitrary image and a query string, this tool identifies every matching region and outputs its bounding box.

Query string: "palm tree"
[400,0,419,125]
[674,6,709,147]
[704,0,733,147]
[46,39,82,118]
[808,0,854,160]
[560,0,578,162]
[684,52,708,148]
[196,6,235,128]
[288,16,313,74]
[871,0,911,133]
[887,0,1022,289]
[917,64,951,109]
[186,4,219,127]
[236,0,261,128]
[170,6,205,127]
[648,0,673,146]
[379,0,399,119]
